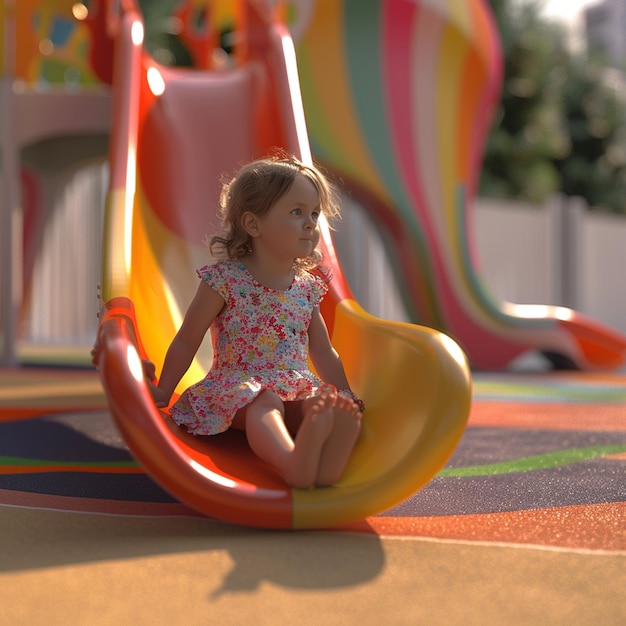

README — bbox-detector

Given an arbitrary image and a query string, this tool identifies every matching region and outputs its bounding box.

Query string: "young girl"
[148,155,364,489]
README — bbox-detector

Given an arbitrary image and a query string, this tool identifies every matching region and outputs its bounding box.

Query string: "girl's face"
[251,174,321,262]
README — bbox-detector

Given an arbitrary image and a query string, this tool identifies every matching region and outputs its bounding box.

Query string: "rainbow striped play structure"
[295,0,626,370]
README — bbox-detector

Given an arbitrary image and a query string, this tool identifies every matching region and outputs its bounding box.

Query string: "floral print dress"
[170,261,328,435]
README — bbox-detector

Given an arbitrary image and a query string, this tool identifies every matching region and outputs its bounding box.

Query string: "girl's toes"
[336,393,362,419]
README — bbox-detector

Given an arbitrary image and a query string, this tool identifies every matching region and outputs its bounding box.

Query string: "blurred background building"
[584,0,626,69]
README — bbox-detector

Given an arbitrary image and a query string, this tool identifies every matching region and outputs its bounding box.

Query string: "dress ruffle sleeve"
[308,274,328,308]
[197,263,231,303]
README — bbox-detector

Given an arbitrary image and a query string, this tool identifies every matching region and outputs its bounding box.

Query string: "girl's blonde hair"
[209,154,340,272]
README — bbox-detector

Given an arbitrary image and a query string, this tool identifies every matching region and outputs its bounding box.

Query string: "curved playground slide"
[295,0,626,370]
[93,0,471,529]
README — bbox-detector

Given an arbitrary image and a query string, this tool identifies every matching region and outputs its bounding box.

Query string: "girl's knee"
[248,389,284,414]
[245,389,285,422]
[233,390,284,430]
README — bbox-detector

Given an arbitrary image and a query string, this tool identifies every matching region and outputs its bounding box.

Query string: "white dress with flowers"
[170,261,328,435]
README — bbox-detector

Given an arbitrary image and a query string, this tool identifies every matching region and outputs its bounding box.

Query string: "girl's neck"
[241,255,295,291]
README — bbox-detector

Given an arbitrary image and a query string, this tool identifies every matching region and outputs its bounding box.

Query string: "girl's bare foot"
[335,392,363,420]
[283,391,335,488]
[315,392,363,487]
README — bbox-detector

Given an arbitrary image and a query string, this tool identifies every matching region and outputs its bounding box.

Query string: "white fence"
[333,194,626,339]
[23,162,107,346]
[12,163,626,357]
[473,196,626,336]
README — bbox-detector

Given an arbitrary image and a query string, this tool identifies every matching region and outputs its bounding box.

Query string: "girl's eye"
[312,212,320,222]
[291,208,301,216]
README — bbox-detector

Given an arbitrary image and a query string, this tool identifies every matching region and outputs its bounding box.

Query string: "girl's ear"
[242,212,260,237]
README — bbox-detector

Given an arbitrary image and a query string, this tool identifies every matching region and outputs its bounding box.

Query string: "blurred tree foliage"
[137,0,194,66]
[481,0,626,213]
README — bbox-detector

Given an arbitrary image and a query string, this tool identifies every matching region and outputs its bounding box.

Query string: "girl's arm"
[308,306,353,392]
[154,280,225,406]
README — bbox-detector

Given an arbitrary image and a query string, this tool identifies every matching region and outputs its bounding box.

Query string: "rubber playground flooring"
[0,367,624,624]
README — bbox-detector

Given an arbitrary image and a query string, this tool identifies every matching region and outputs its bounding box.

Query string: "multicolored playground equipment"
[92,0,471,528]
[0,0,112,365]
[2,0,626,527]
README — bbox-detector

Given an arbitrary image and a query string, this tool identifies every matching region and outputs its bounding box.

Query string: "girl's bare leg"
[308,392,362,487]
[242,390,335,489]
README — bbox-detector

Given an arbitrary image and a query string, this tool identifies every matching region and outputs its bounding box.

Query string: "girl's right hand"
[142,360,169,408]
[147,381,170,408]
